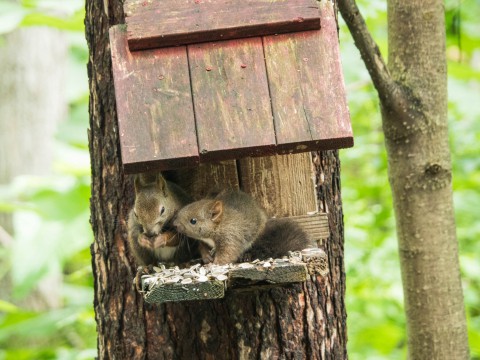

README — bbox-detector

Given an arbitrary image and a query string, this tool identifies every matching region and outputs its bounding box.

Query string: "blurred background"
[0,0,478,359]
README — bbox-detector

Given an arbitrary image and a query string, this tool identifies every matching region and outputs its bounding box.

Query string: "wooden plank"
[289,213,330,240]
[144,281,225,304]
[124,0,320,51]
[188,38,276,162]
[228,263,307,288]
[263,2,353,153]
[239,153,318,217]
[109,25,199,173]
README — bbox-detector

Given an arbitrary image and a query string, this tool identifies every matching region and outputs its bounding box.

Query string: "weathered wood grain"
[290,212,330,240]
[111,0,352,174]
[263,3,353,153]
[109,25,199,173]
[239,153,318,217]
[144,280,225,304]
[188,38,276,162]
[228,263,308,288]
[142,262,308,303]
[124,0,320,50]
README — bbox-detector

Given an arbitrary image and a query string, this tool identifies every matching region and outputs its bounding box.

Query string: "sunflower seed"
[238,263,254,269]
[197,275,209,282]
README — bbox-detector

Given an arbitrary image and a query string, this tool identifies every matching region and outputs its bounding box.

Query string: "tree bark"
[86,1,347,359]
[338,0,469,358]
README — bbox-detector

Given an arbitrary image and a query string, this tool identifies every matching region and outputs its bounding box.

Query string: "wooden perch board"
[227,263,307,288]
[143,258,313,304]
[110,1,353,173]
[145,280,225,303]
[125,0,321,51]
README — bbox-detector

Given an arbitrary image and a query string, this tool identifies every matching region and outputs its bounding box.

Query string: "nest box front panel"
[188,38,276,161]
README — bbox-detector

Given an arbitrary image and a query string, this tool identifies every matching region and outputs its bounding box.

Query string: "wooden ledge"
[140,248,328,304]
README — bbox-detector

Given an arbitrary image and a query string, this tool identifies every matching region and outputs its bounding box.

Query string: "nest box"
[110,0,353,174]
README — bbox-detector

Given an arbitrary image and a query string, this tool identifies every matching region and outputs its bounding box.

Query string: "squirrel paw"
[153,234,168,248]
[134,265,154,292]
[138,235,154,249]
[199,243,215,264]
[153,231,179,249]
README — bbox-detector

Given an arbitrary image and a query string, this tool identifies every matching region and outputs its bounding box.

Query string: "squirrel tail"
[247,218,311,260]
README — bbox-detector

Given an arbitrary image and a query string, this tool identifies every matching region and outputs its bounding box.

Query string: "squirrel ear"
[134,175,142,193]
[135,173,158,190]
[156,175,167,193]
[210,201,223,223]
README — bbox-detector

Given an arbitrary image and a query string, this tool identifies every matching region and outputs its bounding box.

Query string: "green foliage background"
[0,0,478,358]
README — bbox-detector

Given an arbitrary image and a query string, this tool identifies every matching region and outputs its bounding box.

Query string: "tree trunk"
[86,1,347,359]
[0,27,66,233]
[386,1,469,357]
[0,27,67,309]
[338,0,469,358]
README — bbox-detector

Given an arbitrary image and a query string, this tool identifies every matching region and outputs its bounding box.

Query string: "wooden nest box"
[109,0,351,302]
[109,0,353,174]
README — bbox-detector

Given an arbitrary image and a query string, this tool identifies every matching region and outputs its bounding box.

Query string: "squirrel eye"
[160,206,165,215]
[190,218,197,225]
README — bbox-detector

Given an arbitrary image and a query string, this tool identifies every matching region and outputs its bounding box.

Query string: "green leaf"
[20,11,84,31]
[0,301,19,314]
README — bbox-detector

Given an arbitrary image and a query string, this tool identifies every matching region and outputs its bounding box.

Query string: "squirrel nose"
[145,230,156,238]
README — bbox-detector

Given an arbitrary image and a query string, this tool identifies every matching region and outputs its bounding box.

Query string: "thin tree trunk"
[338,0,469,358]
[87,1,347,359]
[0,27,67,309]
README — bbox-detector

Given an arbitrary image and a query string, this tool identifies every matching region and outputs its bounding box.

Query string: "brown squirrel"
[127,173,198,266]
[173,190,310,264]
[173,190,268,264]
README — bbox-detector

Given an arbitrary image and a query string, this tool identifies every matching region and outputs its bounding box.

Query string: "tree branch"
[337,0,426,137]
[337,0,394,104]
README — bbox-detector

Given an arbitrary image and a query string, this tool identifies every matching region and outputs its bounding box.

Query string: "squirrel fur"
[127,173,198,266]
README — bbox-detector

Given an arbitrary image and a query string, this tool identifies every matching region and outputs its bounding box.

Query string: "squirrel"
[173,190,310,265]
[246,218,310,261]
[127,173,199,267]
[173,190,268,265]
